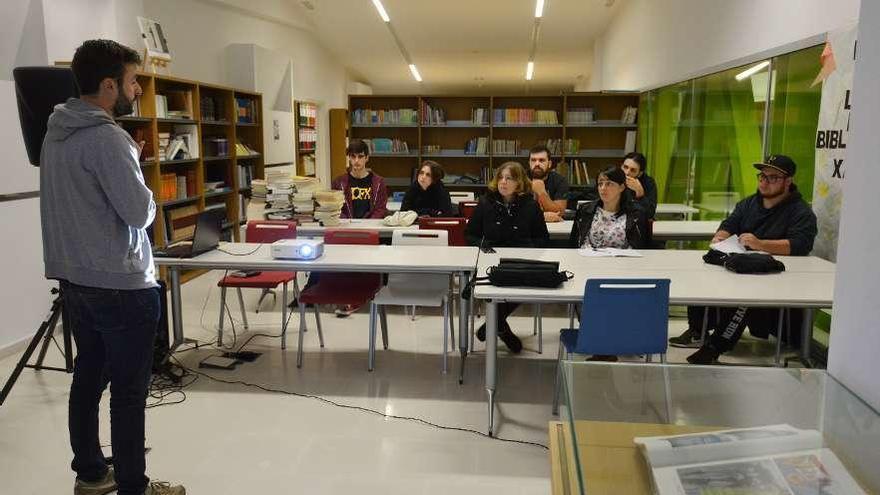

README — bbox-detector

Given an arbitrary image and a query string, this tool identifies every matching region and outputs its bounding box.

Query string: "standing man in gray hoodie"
[41,40,184,495]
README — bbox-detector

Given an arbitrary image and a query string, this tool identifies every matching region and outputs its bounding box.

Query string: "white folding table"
[546,220,720,242]
[155,243,479,381]
[471,248,835,434]
[296,218,417,239]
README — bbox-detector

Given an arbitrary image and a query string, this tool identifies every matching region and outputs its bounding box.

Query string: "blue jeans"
[63,281,160,495]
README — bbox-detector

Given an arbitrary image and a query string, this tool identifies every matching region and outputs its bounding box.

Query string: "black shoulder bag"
[464,258,573,297]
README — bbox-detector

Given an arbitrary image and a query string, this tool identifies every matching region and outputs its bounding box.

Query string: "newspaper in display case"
[634,425,866,495]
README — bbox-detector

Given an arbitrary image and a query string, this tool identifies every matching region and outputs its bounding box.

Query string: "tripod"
[0,287,74,407]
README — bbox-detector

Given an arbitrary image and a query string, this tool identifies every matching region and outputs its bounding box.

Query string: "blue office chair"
[552,278,671,415]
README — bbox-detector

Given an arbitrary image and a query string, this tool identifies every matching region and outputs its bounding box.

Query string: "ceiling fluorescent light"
[535,0,545,18]
[371,0,390,22]
[526,61,534,80]
[735,60,770,81]
[409,64,423,82]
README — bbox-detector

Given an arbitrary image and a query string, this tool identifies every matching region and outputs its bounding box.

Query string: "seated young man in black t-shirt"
[669,155,818,364]
[331,139,389,219]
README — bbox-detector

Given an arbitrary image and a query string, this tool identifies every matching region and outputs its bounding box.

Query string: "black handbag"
[474,258,573,290]
[702,249,786,274]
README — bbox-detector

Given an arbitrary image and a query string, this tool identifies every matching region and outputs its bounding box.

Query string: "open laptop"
[153,210,221,258]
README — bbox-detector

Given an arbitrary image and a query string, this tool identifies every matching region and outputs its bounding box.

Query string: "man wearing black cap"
[669,155,818,364]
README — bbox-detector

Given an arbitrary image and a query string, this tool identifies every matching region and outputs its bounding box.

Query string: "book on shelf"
[175,176,188,200]
[423,144,441,154]
[301,154,316,176]
[235,139,258,157]
[362,138,409,154]
[174,125,199,159]
[561,160,590,185]
[131,98,141,117]
[624,130,637,153]
[621,106,638,124]
[235,97,257,124]
[205,137,229,157]
[239,194,250,222]
[563,138,580,154]
[298,128,317,149]
[420,101,446,125]
[165,204,200,242]
[200,96,225,121]
[350,108,418,125]
[493,108,558,125]
[160,173,177,201]
[237,164,254,189]
[492,139,521,156]
[635,424,866,495]
[464,137,488,155]
[566,107,595,124]
[154,95,168,119]
[471,108,489,125]
[297,102,317,127]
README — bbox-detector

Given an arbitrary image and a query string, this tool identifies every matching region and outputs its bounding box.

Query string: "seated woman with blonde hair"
[465,161,549,353]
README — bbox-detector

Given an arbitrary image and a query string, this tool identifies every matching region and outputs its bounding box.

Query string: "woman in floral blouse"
[569,165,648,250]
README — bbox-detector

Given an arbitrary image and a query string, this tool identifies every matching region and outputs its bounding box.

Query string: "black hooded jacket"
[465,192,549,248]
[719,186,817,256]
[400,181,455,217]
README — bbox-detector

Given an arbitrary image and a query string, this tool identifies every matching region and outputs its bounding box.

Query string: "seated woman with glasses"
[568,165,649,361]
[401,160,455,217]
[569,165,649,251]
[465,161,550,353]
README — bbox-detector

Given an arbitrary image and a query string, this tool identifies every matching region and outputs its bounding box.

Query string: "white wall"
[596,0,861,91]
[827,0,880,411]
[142,0,347,183]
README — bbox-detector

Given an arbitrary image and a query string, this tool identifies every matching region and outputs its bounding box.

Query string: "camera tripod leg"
[0,296,63,406]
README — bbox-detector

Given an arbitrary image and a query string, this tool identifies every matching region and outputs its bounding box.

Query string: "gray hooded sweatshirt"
[40,98,157,290]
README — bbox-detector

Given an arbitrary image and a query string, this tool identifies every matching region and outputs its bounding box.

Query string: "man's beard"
[760,187,784,200]
[112,90,134,117]
[530,167,546,180]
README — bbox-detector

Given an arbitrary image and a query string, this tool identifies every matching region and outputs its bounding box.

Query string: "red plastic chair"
[418,217,468,246]
[216,220,298,346]
[458,201,479,220]
[295,229,383,367]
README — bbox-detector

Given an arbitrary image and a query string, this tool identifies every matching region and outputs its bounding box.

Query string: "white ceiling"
[289,0,626,94]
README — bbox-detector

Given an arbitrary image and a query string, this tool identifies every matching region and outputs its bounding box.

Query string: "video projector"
[271,239,324,260]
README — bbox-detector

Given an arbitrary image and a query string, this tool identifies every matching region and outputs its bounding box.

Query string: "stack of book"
[251,179,267,200]
[313,190,344,226]
[567,108,596,124]
[235,98,257,124]
[635,425,866,495]
[621,106,638,124]
[158,132,171,159]
[471,108,489,125]
[265,169,293,210]
[204,181,226,194]
[492,139,521,155]
[464,137,488,155]
[350,108,418,125]
[420,101,446,125]
[493,108,558,125]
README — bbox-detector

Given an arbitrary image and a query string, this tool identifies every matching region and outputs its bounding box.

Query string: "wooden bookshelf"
[115,72,264,282]
[339,92,639,191]
[295,100,318,177]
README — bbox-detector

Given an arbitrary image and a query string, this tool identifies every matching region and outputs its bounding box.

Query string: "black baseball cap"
[754,155,796,176]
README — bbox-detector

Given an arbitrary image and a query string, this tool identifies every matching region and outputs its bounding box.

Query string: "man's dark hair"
[623,152,647,173]
[71,40,141,95]
[346,139,370,156]
[529,144,552,159]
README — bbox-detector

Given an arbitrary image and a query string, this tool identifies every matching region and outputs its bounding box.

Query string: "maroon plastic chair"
[216,220,298,346]
[418,217,468,246]
[295,229,383,367]
[458,201,479,220]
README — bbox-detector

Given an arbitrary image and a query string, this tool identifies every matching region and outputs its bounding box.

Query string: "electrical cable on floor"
[168,354,549,451]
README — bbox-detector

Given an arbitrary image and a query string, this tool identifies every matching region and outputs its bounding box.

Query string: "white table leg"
[486,300,498,436]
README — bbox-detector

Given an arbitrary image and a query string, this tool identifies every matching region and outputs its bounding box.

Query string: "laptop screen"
[192,210,222,254]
